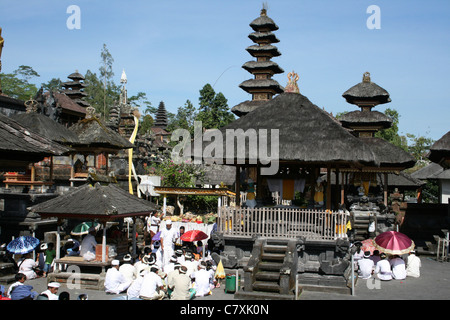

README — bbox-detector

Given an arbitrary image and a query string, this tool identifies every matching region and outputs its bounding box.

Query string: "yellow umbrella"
[215,259,226,279]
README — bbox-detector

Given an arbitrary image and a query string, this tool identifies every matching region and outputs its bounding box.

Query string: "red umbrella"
[373,231,415,255]
[180,230,208,242]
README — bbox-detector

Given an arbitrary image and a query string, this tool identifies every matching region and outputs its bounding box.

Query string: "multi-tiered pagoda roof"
[232,8,284,117]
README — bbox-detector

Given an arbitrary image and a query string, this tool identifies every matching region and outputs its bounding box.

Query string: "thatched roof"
[249,11,279,31]
[11,112,79,145]
[239,79,284,94]
[0,113,71,170]
[248,31,280,44]
[206,92,378,166]
[242,61,284,74]
[428,131,450,167]
[342,73,391,106]
[30,182,159,221]
[411,162,445,180]
[339,110,392,129]
[359,137,415,169]
[231,100,268,117]
[69,116,134,153]
[197,164,236,186]
[246,45,281,57]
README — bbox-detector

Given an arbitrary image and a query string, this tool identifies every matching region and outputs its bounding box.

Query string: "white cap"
[112,259,120,266]
[48,282,61,288]
[166,220,172,225]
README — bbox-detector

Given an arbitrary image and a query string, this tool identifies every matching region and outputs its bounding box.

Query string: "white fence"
[218,207,348,241]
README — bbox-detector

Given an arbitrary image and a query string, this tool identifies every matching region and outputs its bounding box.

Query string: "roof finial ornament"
[363,71,371,83]
[285,71,300,93]
[85,106,96,119]
[25,96,38,113]
[261,2,268,16]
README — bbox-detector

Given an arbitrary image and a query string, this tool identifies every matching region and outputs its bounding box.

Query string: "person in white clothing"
[119,254,136,283]
[406,250,421,278]
[105,260,132,294]
[80,227,98,260]
[390,255,407,280]
[17,253,38,280]
[357,251,374,279]
[191,261,214,297]
[139,266,165,300]
[126,268,147,300]
[374,253,392,281]
[182,252,199,277]
[39,282,60,300]
[160,220,178,266]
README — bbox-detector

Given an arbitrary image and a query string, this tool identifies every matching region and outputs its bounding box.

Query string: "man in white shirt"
[17,253,38,280]
[357,251,374,279]
[139,266,165,300]
[374,253,392,281]
[406,250,421,278]
[105,260,132,294]
[160,220,178,266]
[126,269,147,300]
[119,254,136,283]
[40,282,60,300]
[390,255,407,280]
[182,252,199,277]
[169,266,194,300]
[191,262,214,297]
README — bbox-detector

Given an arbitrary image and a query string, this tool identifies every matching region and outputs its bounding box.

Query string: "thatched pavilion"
[68,106,134,185]
[428,131,450,169]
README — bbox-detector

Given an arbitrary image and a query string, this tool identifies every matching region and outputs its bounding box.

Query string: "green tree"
[100,43,114,118]
[196,83,235,129]
[374,108,408,151]
[139,114,154,135]
[167,99,198,135]
[0,65,40,100]
[406,133,435,161]
[41,77,63,92]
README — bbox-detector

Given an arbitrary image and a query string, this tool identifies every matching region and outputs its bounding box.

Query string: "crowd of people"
[105,219,220,300]
[353,243,422,281]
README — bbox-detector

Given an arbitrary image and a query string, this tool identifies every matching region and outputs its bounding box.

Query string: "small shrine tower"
[231,6,284,117]
[62,71,89,108]
[340,72,393,138]
[154,101,168,129]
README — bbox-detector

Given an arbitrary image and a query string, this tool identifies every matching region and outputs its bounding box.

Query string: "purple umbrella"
[152,231,161,241]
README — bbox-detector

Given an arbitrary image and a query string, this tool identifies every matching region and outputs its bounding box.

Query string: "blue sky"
[1,0,449,141]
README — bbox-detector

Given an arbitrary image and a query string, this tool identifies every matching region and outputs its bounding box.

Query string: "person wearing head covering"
[66,238,80,257]
[104,260,132,294]
[160,220,178,267]
[191,261,214,297]
[374,253,392,281]
[357,251,375,279]
[168,266,195,300]
[40,282,60,300]
[163,255,178,274]
[126,268,147,300]
[406,250,421,278]
[80,227,98,260]
[139,266,165,300]
[119,254,136,283]
[182,252,198,277]
[390,255,406,280]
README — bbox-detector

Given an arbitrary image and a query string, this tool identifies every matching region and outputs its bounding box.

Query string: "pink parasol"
[361,238,377,254]
[373,231,415,255]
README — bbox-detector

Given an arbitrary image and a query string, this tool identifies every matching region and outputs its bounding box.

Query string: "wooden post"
[132,217,137,256]
[341,171,345,205]
[384,173,388,207]
[49,156,54,182]
[30,164,35,190]
[102,223,107,263]
[235,165,241,207]
[326,165,332,210]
